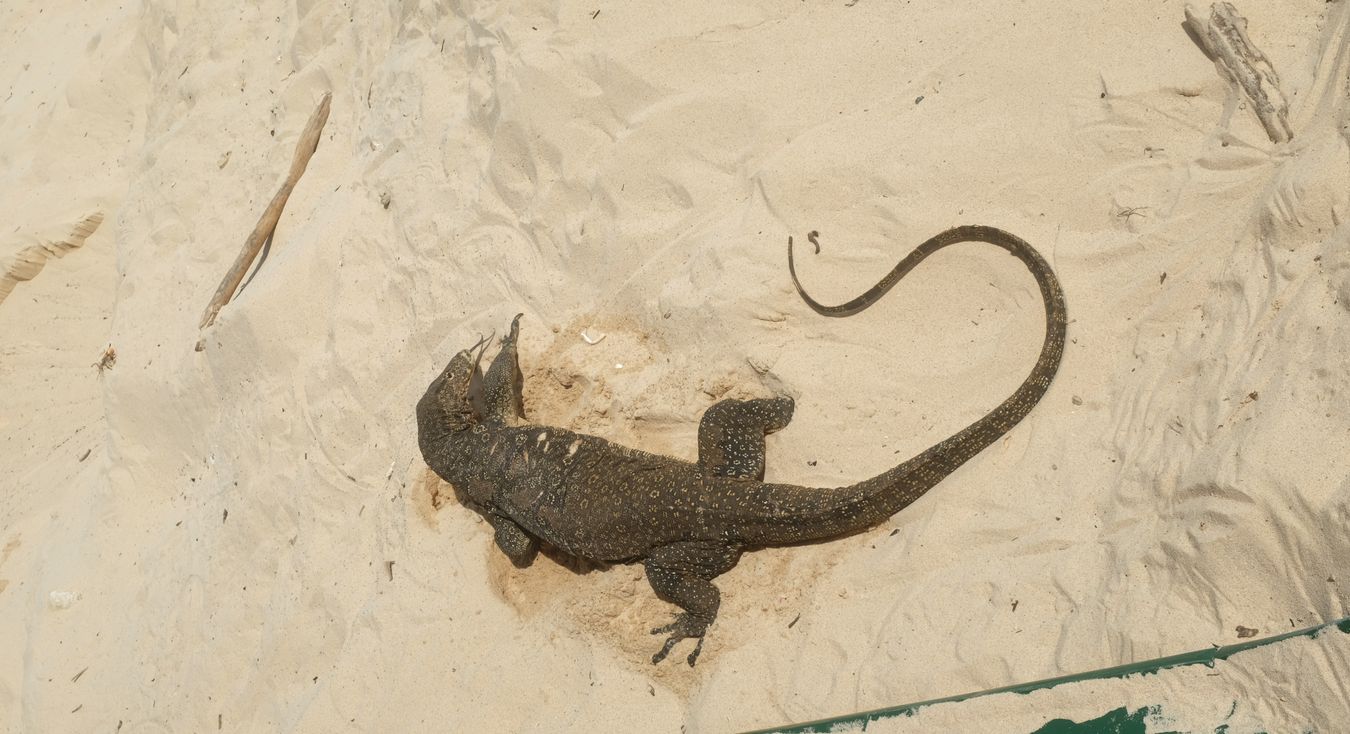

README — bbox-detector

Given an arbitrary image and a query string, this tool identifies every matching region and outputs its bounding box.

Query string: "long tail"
[754,225,1066,545]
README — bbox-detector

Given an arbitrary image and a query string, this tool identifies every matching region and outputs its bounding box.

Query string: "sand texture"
[2,0,1348,731]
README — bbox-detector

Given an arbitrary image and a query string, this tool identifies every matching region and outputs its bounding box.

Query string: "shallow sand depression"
[2,1,1349,731]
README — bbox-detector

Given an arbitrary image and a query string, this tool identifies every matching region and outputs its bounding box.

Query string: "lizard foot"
[643,542,738,666]
[650,613,708,666]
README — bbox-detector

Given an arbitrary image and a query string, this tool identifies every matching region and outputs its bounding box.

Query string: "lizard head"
[417,334,492,437]
[417,333,510,515]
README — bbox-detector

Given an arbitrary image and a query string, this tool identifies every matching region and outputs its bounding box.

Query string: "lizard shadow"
[537,544,612,576]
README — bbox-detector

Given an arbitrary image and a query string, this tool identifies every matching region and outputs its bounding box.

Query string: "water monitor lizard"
[416,224,1066,666]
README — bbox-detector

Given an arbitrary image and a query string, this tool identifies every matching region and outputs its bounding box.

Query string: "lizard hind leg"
[697,396,795,480]
[644,542,742,666]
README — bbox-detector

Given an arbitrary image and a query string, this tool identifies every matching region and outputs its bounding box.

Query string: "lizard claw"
[684,637,706,666]
[651,638,678,665]
[649,613,708,666]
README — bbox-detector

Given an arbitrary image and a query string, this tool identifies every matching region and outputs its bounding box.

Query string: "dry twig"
[198,93,332,334]
[1183,2,1293,143]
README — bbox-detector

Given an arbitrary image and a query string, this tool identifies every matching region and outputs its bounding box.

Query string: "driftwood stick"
[198,92,332,331]
[1183,2,1293,144]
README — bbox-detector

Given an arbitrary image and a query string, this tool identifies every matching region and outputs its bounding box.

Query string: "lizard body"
[417,225,1066,665]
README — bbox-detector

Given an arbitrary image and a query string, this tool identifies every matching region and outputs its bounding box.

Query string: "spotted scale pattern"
[416,226,1066,665]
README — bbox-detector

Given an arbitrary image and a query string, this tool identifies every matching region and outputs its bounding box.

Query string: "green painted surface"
[746,615,1349,734]
[1031,705,1153,734]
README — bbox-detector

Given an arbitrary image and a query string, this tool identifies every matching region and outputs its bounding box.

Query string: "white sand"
[2,0,1348,731]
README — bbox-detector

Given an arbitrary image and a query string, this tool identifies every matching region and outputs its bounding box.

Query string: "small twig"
[1115,205,1150,221]
[1183,2,1292,143]
[198,92,332,334]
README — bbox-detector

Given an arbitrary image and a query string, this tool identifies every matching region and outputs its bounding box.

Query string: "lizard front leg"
[479,314,527,425]
[644,542,742,666]
[488,512,539,568]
